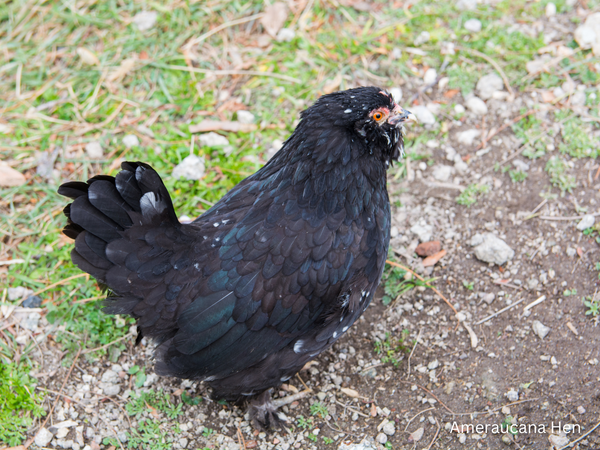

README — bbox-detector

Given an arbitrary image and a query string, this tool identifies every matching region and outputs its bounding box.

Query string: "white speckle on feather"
[204,376,216,382]
[344,109,352,113]
[222,219,230,224]
[215,237,220,241]
[194,263,200,270]
[213,222,219,227]
[294,340,304,353]
[350,96,355,98]
[343,326,349,332]
[280,375,292,382]
[333,332,338,338]
[203,236,208,240]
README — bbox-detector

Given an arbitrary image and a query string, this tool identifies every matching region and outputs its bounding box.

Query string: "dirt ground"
[20,89,600,450]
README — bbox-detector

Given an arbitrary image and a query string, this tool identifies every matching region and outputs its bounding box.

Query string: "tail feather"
[88,180,134,229]
[59,161,187,343]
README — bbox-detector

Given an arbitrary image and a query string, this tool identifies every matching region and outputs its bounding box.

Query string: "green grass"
[0,363,45,447]
[456,183,490,207]
[374,330,412,367]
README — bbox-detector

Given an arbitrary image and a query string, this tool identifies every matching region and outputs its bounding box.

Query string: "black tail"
[58,161,179,285]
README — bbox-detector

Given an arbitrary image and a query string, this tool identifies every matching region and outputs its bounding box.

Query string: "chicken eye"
[373,112,384,121]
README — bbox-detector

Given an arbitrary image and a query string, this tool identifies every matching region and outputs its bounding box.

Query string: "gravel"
[476,73,504,100]
[532,320,550,339]
[576,214,595,230]
[198,132,229,147]
[122,134,140,148]
[35,428,54,447]
[456,129,481,145]
[172,155,206,181]
[464,18,482,32]
[85,142,103,159]
[411,105,436,125]
[133,11,158,31]
[465,96,488,115]
[470,233,514,265]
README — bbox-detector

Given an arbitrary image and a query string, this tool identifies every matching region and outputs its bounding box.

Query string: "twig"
[558,418,600,450]
[183,13,265,50]
[386,259,458,315]
[26,348,81,449]
[404,407,435,431]
[523,295,547,311]
[492,279,522,290]
[458,46,514,98]
[271,389,312,408]
[82,333,133,354]
[476,109,536,151]
[406,328,422,378]
[150,63,300,83]
[475,297,526,325]
[427,416,441,450]
[538,211,600,221]
[398,381,456,415]
[0,259,25,266]
[295,373,312,392]
[335,400,370,418]
[29,273,89,300]
[236,423,246,450]
[73,295,104,304]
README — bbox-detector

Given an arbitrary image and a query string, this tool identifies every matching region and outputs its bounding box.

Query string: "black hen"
[58,86,414,428]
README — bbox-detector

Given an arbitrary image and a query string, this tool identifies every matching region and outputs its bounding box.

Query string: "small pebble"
[464,18,482,32]
[122,134,140,148]
[376,432,388,444]
[22,295,42,308]
[577,406,586,414]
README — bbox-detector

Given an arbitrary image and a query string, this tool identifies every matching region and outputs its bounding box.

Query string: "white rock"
[575,25,598,51]
[382,422,395,436]
[414,31,430,46]
[428,360,439,370]
[376,432,388,444]
[8,286,33,301]
[464,18,482,32]
[532,320,550,339]
[457,0,477,9]
[198,132,229,147]
[411,105,436,125]
[513,159,530,171]
[476,73,503,100]
[276,28,295,42]
[85,142,103,159]
[505,389,519,401]
[410,222,433,242]
[576,214,595,230]
[101,370,119,384]
[545,2,556,16]
[0,165,27,187]
[571,91,586,106]
[122,134,140,148]
[457,129,481,145]
[172,155,205,181]
[445,146,457,161]
[339,436,380,450]
[35,428,54,447]
[459,433,467,443]
[548,434,570,448]
[577,406,586,414]
[470,233,514,265]
[133,11,158,31]
[21,312,41,331]
[389,87,402,102]
[432,165,453,181]
[466,96,488,115]
[267,139,284,160]
[102,384,121,396]
[236,110,255,124]
[390,226,399,238]
[454,104,466,114]
[424,68,437,85]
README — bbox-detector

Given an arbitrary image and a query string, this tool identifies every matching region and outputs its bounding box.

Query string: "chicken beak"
[388,108,418,126]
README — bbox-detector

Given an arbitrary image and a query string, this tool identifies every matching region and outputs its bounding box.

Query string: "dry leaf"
[189,120,257,133]
[541,91,555,103]
[108,58,136,82]
[416,240,441,256]
[408,427,424,443]
[443,89,459,98]
[340,388,360,398]
[422,249,446,267]
[261,2,289,38]
[77,47,100,65]
[0,164,26,187]
[323,73,343,95]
